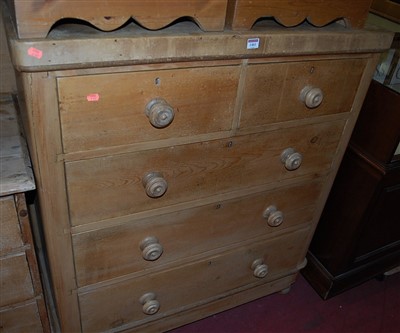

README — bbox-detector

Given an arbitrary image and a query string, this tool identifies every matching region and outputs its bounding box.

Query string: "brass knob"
[145,98,175,128]
[142,172,168,198]
[300,86,324,109]
[140,292,160,315]
[263,205,284,227]
[251,259,269,278]
[140,236,163,261]
[281,148,303,171]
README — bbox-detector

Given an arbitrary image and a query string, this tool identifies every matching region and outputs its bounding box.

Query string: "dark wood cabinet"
[302,79,400,299]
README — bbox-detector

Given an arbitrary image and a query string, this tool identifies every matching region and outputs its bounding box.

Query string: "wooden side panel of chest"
[227,0,373,30]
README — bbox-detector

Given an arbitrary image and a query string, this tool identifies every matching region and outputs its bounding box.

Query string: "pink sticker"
[86,93,100,102]
[27,47,43,59]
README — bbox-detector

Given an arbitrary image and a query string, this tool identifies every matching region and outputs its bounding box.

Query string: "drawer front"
[0,301,43,333]
[66,120,345,226]
[79,227,309,332]
[58,66,239,153]
[240,58,366,129]
[0,254,35,307]
[73,181,322,286]
[0,196,23,255]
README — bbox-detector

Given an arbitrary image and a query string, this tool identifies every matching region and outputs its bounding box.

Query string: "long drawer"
[65,120,345,226]
[73,181,322,286]
[58,66,239,153]
[78,227,310,332]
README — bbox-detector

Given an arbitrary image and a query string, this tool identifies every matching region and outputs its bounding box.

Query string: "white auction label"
[247,38,260,49]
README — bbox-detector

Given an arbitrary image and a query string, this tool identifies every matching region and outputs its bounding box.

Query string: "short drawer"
[66,120,345,226]
[78,227,309,332]
[0,301,43,333]
[0,254,35,307]
[240,58,366,129]
[58,66,239,153]
[73,181,322,286]
[0,196,23,255]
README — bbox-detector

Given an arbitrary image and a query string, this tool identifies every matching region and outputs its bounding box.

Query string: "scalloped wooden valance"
[227,0,373,30]
[8,0,229,38]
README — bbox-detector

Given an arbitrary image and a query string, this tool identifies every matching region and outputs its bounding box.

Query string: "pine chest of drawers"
[4,6,393,331]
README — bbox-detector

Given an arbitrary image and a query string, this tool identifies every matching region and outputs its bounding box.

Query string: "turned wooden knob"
[300,86,324,109]
[140,292,160,315]
[140,236,163,261]
[281,148,303,171]
[142,172,168,198]
[251,259,269,278]
[145,98,175,128]
[263,205,284,227]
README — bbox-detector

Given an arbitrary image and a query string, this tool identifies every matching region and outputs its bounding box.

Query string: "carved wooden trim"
[227,0,373,30]
[9,0,228,38]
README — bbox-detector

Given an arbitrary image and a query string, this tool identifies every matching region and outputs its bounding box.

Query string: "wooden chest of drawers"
[4,4,393,331]
[0,95,50,333]
[227,0,373,30]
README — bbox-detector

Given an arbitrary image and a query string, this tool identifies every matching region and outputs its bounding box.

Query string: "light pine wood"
[8,0,228,38]
[73,181,322,286]
[371,0,400,23]
[17,73,81,332]
[227,0,373,30]
[240,58,367,128]
[5,5,393,330]
[289,53,386,282]
[79,228,309,332]
[4,13,393,73]
[129,274,297,333]
[66,120,345,226]
[58,66,240,153]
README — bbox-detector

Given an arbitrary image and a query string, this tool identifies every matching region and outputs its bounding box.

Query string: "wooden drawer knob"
[300,86,324,109]
[142,172,168,198]
[281,148,303,171]
[263,205,284,227]
[145,98,175,128]
[140,236,163,261]
[140,292,160,315]
[251,259,269,278]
